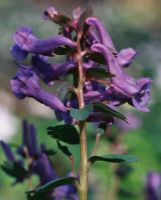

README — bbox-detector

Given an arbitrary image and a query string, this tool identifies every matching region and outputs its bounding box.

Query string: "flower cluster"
[0,120,78,200]
[10,6,152,127]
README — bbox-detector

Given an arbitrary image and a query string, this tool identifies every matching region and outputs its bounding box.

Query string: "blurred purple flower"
[17,120,39,157]
[0,141,16,161]
[145,172,161,200]
[116,112,141,132]
[10,66,67,112]
[30,153,58,185]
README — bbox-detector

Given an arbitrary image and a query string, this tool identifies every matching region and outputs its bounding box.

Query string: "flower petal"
[86,17,116,52]
[11,45,28,61]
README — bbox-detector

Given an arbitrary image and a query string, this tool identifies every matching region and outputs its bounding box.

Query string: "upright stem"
[76,33,88,200]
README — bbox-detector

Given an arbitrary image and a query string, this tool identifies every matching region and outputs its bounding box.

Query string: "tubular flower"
[91,43,152,112]
[0,141,16,161]
[86,17,116,52]
[12,26,76,59]
[31,55,76,85]
[10,66,67,112]
[145,172,161,200]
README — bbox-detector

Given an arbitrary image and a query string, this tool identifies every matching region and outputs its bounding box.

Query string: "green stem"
[76,33,88,200]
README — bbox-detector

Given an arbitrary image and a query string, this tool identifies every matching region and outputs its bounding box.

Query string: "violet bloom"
[12,26,76,60]
[116,112,141,132]
[10,66,67,112]
[30,153,57,185]
[91,43,152,112]
[145,172,161,200]
[17,120,39,157]
[117,48,137,68]
[86,17,136,67]
[31,55,76,85]
[54,184,78,200]
[0,141,16,162]
[0,141,27,183]
[86,17,116,52]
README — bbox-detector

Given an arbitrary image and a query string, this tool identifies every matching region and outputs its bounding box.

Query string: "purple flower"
[116,112,141,132]
[117,48,136,67]
[0,141,16,161]
[91,43,152,112]
[10,66,67,112]
[30,153,57,185]
[54,184,78,200]
[11,44,28,61]
[86,17,116,52]
[145,172,161,200]
[17,120,39,157]
[12,26,76,59]
[31,55,75,85]
[43,7,58,20]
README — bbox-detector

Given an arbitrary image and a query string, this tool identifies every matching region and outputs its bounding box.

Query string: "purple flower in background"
[30,153,58,185]
[116,112,141,132]
[10,66,67,112]
[0,141,16,162]
[145,172,161,200]
[17,120,39,157]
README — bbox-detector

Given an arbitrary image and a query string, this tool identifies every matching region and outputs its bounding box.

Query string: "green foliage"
[86,67,113,79]
[28,177,78,195]
[47,125,80,144]
[1,161,28,182]
[57,140,72,157]
[93,102,127,121]
[70,103,93,121]
[87,52,106,64]
[88,154,138,164]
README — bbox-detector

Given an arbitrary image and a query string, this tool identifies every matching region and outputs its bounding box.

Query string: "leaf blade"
[70,103,93,121]
[28,177,78,195]
[89,154,138,164]
[93,102,127,121]
[47,125,79,144]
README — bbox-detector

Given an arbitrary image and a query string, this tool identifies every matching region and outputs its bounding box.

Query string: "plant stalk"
[76,33,88,200]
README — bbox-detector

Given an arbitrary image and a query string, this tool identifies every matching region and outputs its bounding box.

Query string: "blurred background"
[0,0,161,199]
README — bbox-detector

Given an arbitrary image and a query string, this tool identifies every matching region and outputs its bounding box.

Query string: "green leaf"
[86,68,113,79]
[53,46,75,55]
[96,123,108,135]
[87,52,106,64]
[47,125,79,144]
[1,161,28,181]
[28,177,78,195]
[57,140,72,157]
[44,149,57,156]
[70,103,93,121]
[88,154,138,164]
[93,102,127,121]
[55,81,72,101]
